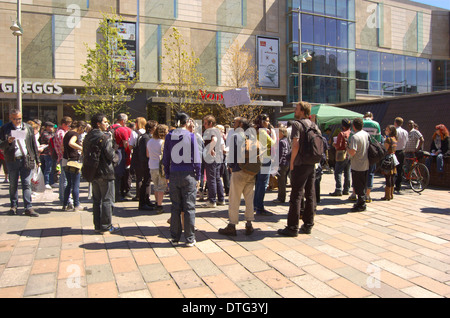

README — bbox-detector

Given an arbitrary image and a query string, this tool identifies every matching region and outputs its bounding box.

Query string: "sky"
[409,0,450,10]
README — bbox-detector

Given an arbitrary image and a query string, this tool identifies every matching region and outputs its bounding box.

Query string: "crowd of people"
[0,104,448,245]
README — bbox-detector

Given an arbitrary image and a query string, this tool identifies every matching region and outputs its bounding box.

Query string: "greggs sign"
[1,81,63,95]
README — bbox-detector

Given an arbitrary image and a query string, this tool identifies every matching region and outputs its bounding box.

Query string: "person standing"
[136,121,157,211]
[329,119,351,197]
[83,114,119,234]
[404,120,424,174]
[218,117,256,236]
[147,123,169,213]
[162,113,201,247]
[347,117,370,212]
[380,125,398,201]
[110,113,132,202]
[54,116,73,206]
[362,112,381,203]
[274,127,290,203]
[0,109,40,217]
[393,117,409,193]
[200,115,225,208]
[253,114,276,216]
[38,122,55,189]
[278,101,318,237]
[62,121,87,211]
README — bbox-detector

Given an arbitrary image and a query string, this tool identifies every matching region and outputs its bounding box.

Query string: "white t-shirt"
[147,138,164,170]
[129,128,146,148]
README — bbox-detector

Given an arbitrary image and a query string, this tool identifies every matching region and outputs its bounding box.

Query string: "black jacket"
[82,129,117,180]
[0,122,40,164]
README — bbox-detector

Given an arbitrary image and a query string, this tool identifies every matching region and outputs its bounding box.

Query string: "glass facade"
[356,49,436,96]
[287,0,356,104]
[287,0,450,104]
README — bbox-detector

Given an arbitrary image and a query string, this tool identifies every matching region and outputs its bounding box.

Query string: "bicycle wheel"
[409,163,429,193]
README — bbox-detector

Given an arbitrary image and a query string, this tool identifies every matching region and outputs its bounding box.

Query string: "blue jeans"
[64,169,81,208]
[205,162,224,203]
[334,159,351,192]
[7,159,33,210]
[169,171,197,244]
[92,178,115,231]
[253,161,271,212]
[40,155,54,185]
[367,164,376,190]
[426,154,444,173]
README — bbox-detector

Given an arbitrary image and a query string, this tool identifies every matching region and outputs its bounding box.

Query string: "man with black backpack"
[83,114,119,234]
[278,101,322,237]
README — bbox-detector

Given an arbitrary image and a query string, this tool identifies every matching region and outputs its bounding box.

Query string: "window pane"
[368,51,380,82]
[314,16,326,45]
[406,56,417,86]
[289,75,299,103]
[432,60,445,91]
[325,0,336,16]
[336,0,347,19]
[289,43,299,74]
[417,58,428,88]
[301,14,314,44]
[381,53,394,83]
[313,46,326,75]
[326,48,337,76]
[356,50,368,80]
[289,13,299,43]
[301,44,314,74]
[288,0,301,10]
[347,0,355,20]
[326,18,337,46]
[337,49,348,77]
[337,21,348,48]
[301,0,313,12]
[394,55,405,84]
[314,0,325,14]
[447,61,450,88]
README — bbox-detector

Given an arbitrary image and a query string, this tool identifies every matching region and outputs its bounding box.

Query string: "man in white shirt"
[393,117,409,193]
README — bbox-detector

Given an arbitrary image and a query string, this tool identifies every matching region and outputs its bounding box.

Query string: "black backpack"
[367,135,387,166]
[297,119,324,165]
[81,135,106,182]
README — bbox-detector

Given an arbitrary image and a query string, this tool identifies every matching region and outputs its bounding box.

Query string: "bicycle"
[403,151,430,193]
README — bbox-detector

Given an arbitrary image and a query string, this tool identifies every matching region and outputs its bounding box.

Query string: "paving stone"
[24,273,56,297]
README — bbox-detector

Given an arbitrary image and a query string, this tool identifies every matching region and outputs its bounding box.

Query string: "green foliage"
[74,10,137,122]
[159,27,207,120]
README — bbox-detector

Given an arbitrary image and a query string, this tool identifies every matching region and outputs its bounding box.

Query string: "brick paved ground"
[0,172,449,300]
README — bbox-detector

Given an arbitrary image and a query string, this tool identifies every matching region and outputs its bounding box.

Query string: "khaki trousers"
[228,170,256,225]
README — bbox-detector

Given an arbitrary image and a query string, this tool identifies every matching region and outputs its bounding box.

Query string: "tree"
[218,40,263,124]
[74,11,137,122]
[159,27,207,121]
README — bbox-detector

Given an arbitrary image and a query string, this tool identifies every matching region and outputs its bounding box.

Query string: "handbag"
[380,154,395,172]
[65,160,82,173]
[17,141,35,170]
[336,150,347,162]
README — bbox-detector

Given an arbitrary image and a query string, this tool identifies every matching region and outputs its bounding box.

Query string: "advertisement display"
[111,21,137,80]
[257,36,280,88]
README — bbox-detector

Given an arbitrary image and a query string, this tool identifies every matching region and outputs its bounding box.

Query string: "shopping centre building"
[0,0,449,125]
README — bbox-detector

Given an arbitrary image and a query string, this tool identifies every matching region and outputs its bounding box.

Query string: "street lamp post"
[10,0,22,113]
[293,50,312,102]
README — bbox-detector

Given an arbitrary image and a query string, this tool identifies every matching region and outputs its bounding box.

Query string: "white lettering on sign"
[0,81,63,95]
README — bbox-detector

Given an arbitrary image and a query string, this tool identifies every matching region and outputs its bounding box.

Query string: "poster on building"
[257,36,280,88]
[111,21,137,80]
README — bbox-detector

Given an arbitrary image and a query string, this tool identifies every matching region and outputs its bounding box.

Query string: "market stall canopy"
[278,104,364,126]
